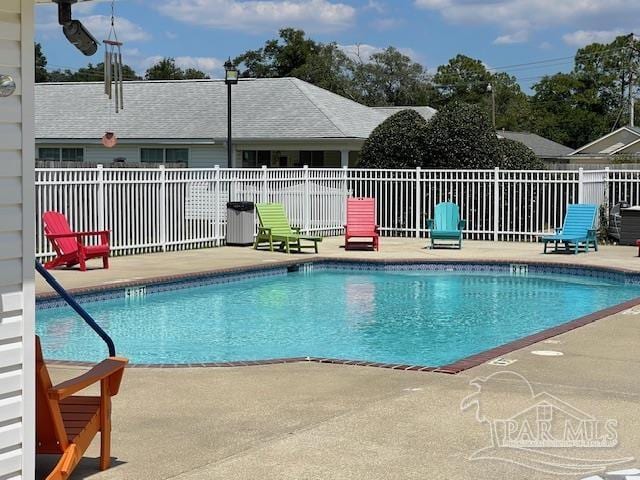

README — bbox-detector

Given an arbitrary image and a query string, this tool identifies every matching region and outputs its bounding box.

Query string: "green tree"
[351,47,431,106]
[183,68,209,79]
[45,62,140,82]
[360,110,429,168]
[432,54,490,105]
[235,28,321,78]
[35,43,49,83]
[497,138,546,170]
[432,55,531,130]
[145,58,208,80]
[531,34,640,147]
[422,101,501,169]
[234,28,353,96]
[530,73,609,148]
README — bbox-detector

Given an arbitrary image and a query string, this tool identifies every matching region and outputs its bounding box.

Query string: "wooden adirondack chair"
[36,336,127,480]
[542,204,598,254]
[344,197,379,251]
[254,203,322,253]
[426,202,466,249]
[43,211,110,271]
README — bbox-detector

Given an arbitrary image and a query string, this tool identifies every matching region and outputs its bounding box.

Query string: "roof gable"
[35,78,394,141]
[497,130,572,157]
[570,126,640,155]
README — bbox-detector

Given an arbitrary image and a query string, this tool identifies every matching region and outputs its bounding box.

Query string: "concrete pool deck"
[35,237,640,294]
[36,239,640,479]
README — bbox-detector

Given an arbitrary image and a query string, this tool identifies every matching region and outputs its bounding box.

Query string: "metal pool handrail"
[35,261,116,356]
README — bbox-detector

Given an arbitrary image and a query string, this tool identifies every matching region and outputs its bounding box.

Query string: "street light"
[224,58,239,166]
[486,83,496,129]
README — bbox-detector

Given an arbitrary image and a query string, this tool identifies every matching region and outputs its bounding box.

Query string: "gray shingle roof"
[373,106,437,122]
[35,78,390,141]
[496,130,573,158]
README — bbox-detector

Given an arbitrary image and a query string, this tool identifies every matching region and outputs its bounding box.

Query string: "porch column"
[340,149,349,168]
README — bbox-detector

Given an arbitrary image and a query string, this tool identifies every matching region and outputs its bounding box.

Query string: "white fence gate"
[36,165,635,259]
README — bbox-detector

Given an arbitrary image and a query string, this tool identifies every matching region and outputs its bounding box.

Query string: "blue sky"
[35,0,638,92]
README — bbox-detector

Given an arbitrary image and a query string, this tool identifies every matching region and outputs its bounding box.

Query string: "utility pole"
[487,83,496,128]
[628,33,637,127]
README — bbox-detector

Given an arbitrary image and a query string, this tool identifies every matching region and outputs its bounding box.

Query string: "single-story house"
[567,125,640,162]
[36,78,436,168]
[496,130,573,161]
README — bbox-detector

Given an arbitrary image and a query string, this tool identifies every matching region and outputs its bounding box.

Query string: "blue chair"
[426,202,466,249]
[542,204,598,254]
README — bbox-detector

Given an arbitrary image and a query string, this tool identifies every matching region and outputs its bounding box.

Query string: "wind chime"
[102,0,123,148]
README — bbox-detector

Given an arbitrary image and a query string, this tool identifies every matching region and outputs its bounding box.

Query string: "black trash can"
[226,201,255,246]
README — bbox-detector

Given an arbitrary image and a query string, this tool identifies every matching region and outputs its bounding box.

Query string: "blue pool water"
[36,268,640,366]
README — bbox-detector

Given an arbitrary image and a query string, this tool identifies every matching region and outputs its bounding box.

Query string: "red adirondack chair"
[43,211,110,271]
[344,197,379,251]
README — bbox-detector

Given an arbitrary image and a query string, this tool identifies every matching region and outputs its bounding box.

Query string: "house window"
[166,148,189,163]
[141,148,189,164]
[241,150,271,168]
[38,147,84,162]
[299,151,324,167]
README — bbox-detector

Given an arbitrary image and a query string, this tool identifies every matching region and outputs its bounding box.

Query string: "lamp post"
[486,83,496,129]
[224,58,238,166]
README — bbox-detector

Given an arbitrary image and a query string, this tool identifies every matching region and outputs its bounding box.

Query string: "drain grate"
[488,357,517,366]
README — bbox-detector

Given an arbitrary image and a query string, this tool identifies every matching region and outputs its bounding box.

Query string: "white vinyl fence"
[35,165,638,259]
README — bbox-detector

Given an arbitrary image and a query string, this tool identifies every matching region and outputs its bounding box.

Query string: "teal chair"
[542,204,598,254]
[426,202,466,249]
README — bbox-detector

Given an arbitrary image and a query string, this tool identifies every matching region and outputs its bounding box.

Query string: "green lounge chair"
[254,203,322,253]
[542,204,598,254]
[426,202,466,249]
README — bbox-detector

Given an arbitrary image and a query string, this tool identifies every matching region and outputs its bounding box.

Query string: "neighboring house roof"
[570,126,640,156]
[35,78,391,142]
[496,130,573,158]
[373,106,437,122]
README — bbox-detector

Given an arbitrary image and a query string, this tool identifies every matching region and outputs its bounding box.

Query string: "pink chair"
[344,198,379,251]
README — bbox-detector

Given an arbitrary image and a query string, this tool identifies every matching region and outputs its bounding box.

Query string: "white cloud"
[364,0,385,13]
[493,31,528,45]
[135,55,223,76]
[339,44,423,64]
[175,56,223,74]
[371,17,403,31]
[156,0,356,32]
[414,0,640,45]
[562,29,627,47]
[35,4,150,43]
[339,44,383,62]
[80,15,152,42]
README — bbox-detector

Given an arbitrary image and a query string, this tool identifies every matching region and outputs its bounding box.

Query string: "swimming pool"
[36,263,640,368]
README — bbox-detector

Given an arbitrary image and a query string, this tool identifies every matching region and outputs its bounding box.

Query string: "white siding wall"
[36,143,229,167]
[189,145,227,167]
[0,1,35,479]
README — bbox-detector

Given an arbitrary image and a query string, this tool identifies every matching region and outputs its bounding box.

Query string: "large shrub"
[497,138,546,170]
[360,110,429,168]
[422,102,500,169]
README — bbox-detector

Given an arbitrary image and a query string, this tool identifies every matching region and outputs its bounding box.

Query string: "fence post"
[415,166,421,238]
[159,165,167,252]
[577,167,584,204]
[261,164,268,203]
[214,165,220,244]
[303,164,311,234]
[493,167,499,241]
[96,164,105,232]
[604,166,610,206]
[342,165,349,228]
